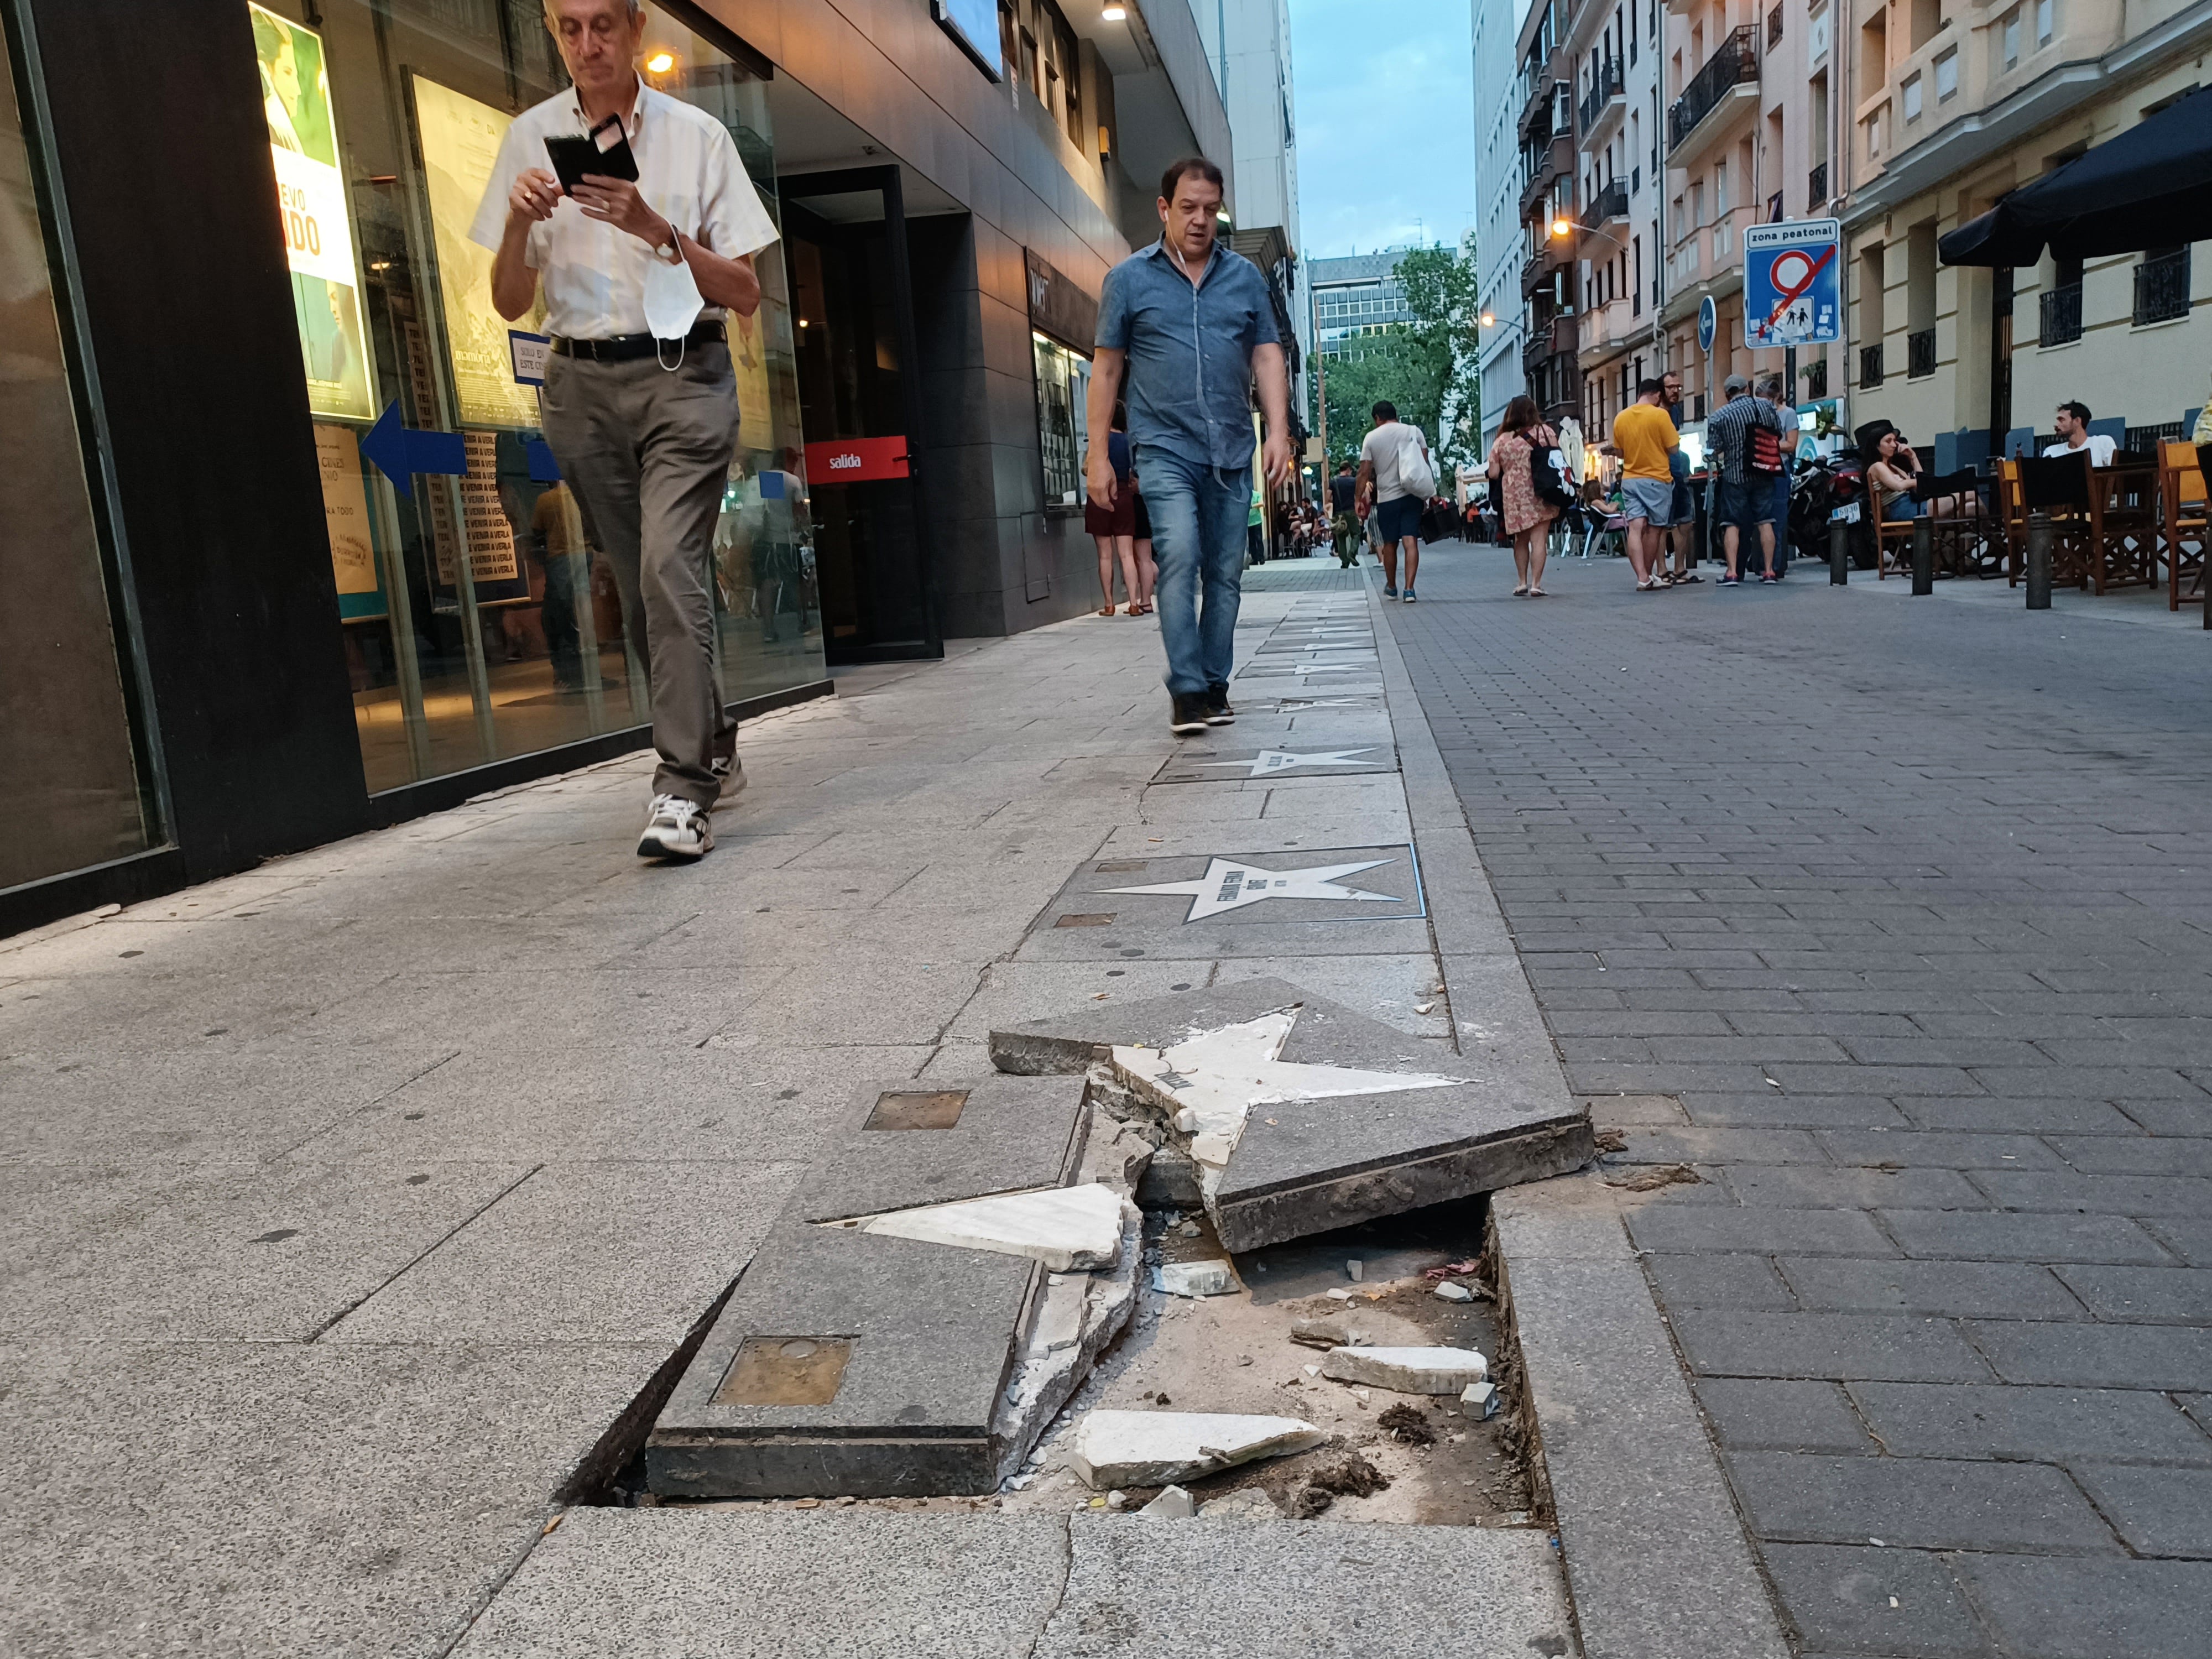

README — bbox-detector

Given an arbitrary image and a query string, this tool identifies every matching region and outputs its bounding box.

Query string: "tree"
[1312,244,1483,482]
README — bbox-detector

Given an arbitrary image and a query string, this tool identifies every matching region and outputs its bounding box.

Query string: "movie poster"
[249,3,373,421]
[413,73,547,429]
[314,424,384,619]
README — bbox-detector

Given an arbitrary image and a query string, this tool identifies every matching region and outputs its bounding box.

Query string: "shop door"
[780,168,940,663]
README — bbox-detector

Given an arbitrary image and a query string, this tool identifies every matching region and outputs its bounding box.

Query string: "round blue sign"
[1697,295,1718,354]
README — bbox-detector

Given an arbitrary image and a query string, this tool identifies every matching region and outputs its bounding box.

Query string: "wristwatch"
[653,222,680,263]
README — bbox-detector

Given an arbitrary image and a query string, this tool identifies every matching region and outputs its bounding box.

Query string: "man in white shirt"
[1356,401,1432,601]
[472,0,780,862]
[2042,400,2117,468]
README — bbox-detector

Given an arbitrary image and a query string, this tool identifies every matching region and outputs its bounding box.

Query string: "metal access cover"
[864,1091,968,1131]
[713,1336,854,1406]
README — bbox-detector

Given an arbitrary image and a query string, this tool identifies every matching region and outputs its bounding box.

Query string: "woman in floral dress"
[1487,394,1561,597]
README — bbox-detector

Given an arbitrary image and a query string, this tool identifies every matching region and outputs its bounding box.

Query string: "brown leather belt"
[550,320,726,362]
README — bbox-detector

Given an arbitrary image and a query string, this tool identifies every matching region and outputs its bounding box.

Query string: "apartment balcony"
[1667,24,1759,168]
[2134,249,2191,327]
[1580,178,1630,231]
[2039,283,2083,347]
[1579,56,1625,142]
[1520,228,1577,299]
[1577,295,1639,366]
[1807,160,1828,209]
[1517,133,1574,218]
[1522,312,1577,372]
[1521,76,1568,145]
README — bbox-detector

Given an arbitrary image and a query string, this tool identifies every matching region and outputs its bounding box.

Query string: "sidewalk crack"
[1018,1513,1076,1659]
[307,1162,544,1342]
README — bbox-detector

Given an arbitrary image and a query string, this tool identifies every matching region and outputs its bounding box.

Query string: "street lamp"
[1479,310,1497,328]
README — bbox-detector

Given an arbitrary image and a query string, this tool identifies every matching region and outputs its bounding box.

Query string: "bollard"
[2025,512,2053,610]
[1829,515,1849,585]
[1911,519,1934,595]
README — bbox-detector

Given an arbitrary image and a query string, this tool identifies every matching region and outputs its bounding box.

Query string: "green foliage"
[1310,244,1484,480]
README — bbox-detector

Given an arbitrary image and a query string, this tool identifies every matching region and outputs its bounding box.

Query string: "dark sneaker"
[638,794,713,860]
[1169,692,1209,735]
[1383,586,1399,597]
[1204,686,1236,725]
[1719,575,1744,586]
[1402,587,1417,602]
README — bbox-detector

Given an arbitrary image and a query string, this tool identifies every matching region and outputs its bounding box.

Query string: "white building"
[1206,0,1313,414]
[1474,0,1532,447]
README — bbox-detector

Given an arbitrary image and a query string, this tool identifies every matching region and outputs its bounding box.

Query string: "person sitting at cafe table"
[1864,424,1978,523]
[2042,400,2117,467]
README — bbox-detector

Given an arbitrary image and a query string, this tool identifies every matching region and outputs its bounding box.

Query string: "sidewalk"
[1385,541,2212,1659]
[1,562,1590,1658]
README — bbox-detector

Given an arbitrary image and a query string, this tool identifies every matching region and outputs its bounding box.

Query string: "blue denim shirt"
[1097,239,1280,471]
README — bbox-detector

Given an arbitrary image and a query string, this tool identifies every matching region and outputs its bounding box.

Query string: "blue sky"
[1286,0,1478,258]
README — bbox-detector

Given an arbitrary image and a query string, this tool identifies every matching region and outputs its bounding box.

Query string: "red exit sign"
[804,436,909,484]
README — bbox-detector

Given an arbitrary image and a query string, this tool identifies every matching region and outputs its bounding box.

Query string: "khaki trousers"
[540,341,737,811]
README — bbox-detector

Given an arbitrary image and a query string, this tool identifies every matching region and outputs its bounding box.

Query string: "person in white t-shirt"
[1356,400,1432,601]
[2042,400,2117,468]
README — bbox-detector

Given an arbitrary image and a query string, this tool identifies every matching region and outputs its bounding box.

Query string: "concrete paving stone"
[1646,1253,1801,1311]
[1878,1208,2174,1264]
[325,1161,800,1345]
[1695,1380,1875,1453]
[1030,1514,1575,1658]
[787,1073,1088,1223]
[1724,1165,1987,1210]
[1849,1382,2212,1465]
[1966,1170,2212,1217]
[1210,954,1451,1037]
[1777,1258,2086,1320]
[1679,1094,1916,1130]
[1601,1125,1825,1164]
[0,967,400,1060]
[0,1158,533,1342]
[301,966,796,1050]
[1964,1320,2212,1389]
[718,954,987,1046]
[943,961,1215,1040]
[1760,1543,1992,1658]
[449,1508,1070,1659]
[1625,1206,1896,1258]
[2144,1217,2212,1266]
[2052,1265,2212,1323]
[0,1335,656,1658]
[1673,1310,1993,1382]
[1726,1450,2123,1553]
[2046,1135,2212,1176]
[1954,1554,2212,1659]
[1898,1097,2148,1134]
[1815,1130,2065,1169]
[2068,1465,2212,1555]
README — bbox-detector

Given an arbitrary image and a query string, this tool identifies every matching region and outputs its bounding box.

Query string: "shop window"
[1032,333,1091,509]
[244,0,821,794]
[0,19,155,889]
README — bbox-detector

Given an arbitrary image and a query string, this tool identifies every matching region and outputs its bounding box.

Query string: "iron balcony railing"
[1579,56,1624,131]
[1806,358,1828,399]
[2039,282,2083,346]
[1907,328,1936,378]
[1807,160,1828,207]
[2134,249,2190,326]
[1668,24,1757,155]
[1580,178,1630,229]
[1860,343,1884,388]
[1766,3,1782,48]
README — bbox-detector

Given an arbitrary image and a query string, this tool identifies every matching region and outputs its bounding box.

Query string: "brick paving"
[1383,547,2212,1659]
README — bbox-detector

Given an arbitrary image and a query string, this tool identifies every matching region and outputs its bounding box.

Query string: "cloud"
[1287,0,1477,258]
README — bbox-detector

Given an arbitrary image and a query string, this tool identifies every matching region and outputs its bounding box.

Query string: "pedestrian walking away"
[1328,458,1360,566]
[1659,370,1700,583]
[1611,377,1679,592]
[1086,411,1145,615]
[1357,400,1434,601]
[1486,395,1561,598]
[1086,155,1295,736]
[477,0,779,861]
[1704,374,1787,585]
[1759,375,1797,575]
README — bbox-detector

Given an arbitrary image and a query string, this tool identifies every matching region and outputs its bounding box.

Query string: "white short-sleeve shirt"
[2042,434,2117,468]
[468,76,780,340]
[1360,421,1428,503]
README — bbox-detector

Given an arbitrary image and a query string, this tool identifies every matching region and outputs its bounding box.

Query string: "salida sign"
[804,436,910,484]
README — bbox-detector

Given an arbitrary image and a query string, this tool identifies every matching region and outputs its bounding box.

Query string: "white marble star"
[1099,856,1404,921]
[1113,1010,1468,1173]
[817,1182,1125,1272]
[1190,748,1383,779]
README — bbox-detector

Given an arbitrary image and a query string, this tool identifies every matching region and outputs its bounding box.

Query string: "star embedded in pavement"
[1191,748,1383,779]
[1112,1009,1468,1173]
[1099,856,1404,922]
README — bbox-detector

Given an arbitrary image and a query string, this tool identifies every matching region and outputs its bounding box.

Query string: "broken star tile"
[1069,1410,1323,1489]
[818,1182,1124,1273]
[1152,1259,1236,1298]
[1433,1281,1475,1303]
[1321,1346,1489,1395]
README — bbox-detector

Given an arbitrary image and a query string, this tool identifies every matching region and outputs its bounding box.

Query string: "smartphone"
[544,116,639,195]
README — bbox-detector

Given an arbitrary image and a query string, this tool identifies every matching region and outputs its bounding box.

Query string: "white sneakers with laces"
[638,793,713,860]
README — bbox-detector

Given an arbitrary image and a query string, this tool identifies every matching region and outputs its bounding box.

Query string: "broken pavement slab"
[821,1182,1124,1273]
[1319,1345,1488,1395]
[1068,1409,1324,1489]
[988,978,1593,1252]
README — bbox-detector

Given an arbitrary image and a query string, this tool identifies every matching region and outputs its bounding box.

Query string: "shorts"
[1671,483,1694,524]
[1620,476,1676,526]
[1374,493,1425,544]
[1717,476,1778,530]
[1882,495,1926,521]
[1083,487,1136,538]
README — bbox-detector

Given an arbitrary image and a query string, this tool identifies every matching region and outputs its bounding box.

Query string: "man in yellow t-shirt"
[1611,377,1681,591]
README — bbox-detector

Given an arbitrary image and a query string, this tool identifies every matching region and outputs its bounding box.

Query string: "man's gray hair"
[1756,374,1785,399]
[543,0,644,19]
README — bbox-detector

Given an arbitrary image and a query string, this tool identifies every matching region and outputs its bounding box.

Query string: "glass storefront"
[245,0,822,795]
[0,16,154,890]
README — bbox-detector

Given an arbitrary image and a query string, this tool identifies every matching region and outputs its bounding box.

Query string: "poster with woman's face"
[250,3,372,420]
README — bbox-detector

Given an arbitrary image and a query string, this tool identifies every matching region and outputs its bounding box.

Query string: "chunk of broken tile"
[1433,1281,1474,1303]
[1068,1410,1323,1489]
[1198,1488,1283,1520]
[1138,1484,1196,1519]
[1152,1259,1235,1298]
[1462,1380,1500,1419]
[819,1182,1123,1272]
[1320,1346,1488,1395]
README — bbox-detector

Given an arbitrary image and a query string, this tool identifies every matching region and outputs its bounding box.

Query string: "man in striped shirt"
[1705,374,1788,586]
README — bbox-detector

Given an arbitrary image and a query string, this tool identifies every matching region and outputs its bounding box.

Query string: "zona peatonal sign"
[1743,218,1842,349]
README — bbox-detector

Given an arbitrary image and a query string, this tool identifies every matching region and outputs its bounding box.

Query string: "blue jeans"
[1135,448,1248,697]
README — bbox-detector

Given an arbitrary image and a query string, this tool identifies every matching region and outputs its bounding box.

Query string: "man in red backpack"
[1705,374,1787,585]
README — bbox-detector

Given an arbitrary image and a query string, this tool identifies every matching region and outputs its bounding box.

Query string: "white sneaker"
[711,754,745,799]
[637,794,713,860]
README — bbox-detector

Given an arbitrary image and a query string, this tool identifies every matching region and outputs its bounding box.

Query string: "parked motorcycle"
[1788,452,1874,568]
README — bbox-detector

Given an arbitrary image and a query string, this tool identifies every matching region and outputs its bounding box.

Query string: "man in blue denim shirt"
[1086,158,1295,734]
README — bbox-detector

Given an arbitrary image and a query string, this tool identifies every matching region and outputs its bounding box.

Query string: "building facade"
[1568,0,1666,437]
[1474,0,1530,445]
[1515,0,1583,422]
[0,0,1231,935]
[1206,0,1312,416]
[1840,0,2212,460]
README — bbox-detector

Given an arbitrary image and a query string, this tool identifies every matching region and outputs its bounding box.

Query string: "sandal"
[1512,585,1528,597]
[1098,605,1115,617]
[1529,586,1546,597]
[1124,604,1141,615]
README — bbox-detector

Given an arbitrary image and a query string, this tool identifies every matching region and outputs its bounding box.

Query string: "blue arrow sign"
[359,400,467,500]
[1697,294,1718,355]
